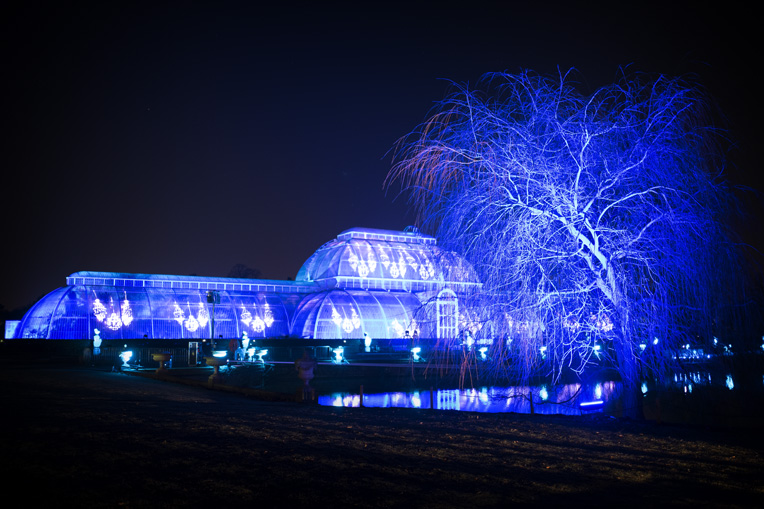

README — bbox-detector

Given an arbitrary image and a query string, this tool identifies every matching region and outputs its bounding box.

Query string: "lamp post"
[206,290,220,350]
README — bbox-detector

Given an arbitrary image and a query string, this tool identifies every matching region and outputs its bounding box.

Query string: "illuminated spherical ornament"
[185,314,199,332]
[252,315,265,333]
[240,305,252,326]
[351,308,361,329]
[173,302,185,325]
[342,317,354,334]
[92,298,107,322]
[263,303,274,328]
[120,295,133,327]
[197,303,209,328]
[331,307,342,326]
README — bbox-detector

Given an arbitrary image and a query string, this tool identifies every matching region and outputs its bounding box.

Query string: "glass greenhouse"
[11,227,482,343]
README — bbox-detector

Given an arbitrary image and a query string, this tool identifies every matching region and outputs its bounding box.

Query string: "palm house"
[11,227,482,349]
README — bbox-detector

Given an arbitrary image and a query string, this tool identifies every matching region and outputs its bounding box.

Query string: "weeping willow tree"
[388,70,750,414]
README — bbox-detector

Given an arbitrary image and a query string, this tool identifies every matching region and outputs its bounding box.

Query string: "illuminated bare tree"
[389,70,746,414]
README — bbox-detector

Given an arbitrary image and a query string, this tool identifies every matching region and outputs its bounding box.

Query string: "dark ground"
[1,361,762,508]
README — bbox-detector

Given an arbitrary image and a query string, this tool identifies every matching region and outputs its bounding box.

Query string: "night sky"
[3,2,760,314]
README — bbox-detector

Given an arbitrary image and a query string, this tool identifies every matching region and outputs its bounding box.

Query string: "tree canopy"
[388,69,750,403]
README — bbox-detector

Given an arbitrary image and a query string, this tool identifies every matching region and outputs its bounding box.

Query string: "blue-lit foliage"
[389,69,747,406]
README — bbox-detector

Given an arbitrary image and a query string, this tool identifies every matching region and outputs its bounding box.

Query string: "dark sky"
[3,1,760,312]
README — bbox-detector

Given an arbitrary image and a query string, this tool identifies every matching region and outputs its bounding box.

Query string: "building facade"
[12,227,482,346]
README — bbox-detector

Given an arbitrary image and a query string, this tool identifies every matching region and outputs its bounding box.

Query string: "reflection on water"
[319,370,751,415]
[319,382,618,416]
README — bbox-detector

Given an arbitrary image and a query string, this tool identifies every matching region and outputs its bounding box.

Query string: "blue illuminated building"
[12,228,481,346]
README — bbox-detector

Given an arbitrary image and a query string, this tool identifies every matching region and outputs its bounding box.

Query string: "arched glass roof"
[291,289,427,340]
[14,277,300,340]
[296,227,480,291]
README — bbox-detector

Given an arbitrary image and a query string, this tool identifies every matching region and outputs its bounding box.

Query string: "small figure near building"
[295,348,318,401]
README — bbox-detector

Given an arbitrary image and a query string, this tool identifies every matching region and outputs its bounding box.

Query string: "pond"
[318,368,761,417]
[319,382,617,415]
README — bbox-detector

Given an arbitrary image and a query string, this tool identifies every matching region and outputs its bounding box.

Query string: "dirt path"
[1,363,762,507]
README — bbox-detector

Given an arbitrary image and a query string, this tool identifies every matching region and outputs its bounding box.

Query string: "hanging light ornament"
[408,253,418,272]
[342,316,354,334]
[397,253,408,278]
[184,302,199,333]
[331,306,342,327]
[120,292,133,327]
[390,260,400,278]
[240,304,252,326]
[105,297,123,331]
[263,302,274,328]
[351,308,361,329]
[358,258,369,278]
[92,296,107,322]
[197,302,209,328]
[391,319,404,338]
[252,315,265,333]
[380,249,391,271]
[173,302,185,326]
[348,252,359,272]
[367,247,377,273]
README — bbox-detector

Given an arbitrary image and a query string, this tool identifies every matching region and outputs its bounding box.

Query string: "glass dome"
[296,227,479,289]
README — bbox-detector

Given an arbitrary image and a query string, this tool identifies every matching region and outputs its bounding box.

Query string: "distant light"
[641,382,648,394]
[213,350,227,358]
[411,346,421,361]
[539,386,548,400]
[726,375,734,390]
[653,337,659,345]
